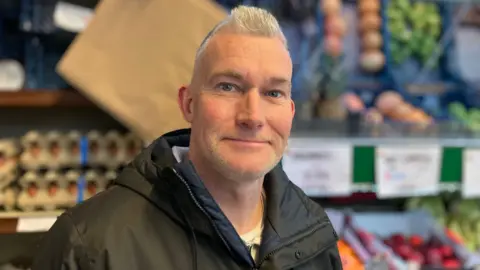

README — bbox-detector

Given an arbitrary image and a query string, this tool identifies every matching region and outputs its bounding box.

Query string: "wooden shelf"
[0,90,95,108]
[0,211,62,234]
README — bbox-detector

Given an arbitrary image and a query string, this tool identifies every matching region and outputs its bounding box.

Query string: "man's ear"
[178,85,194,123]
[290,99,295,117]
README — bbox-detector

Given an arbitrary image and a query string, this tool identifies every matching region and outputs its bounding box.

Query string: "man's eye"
[216,83,237,92]
[266,90,283,98]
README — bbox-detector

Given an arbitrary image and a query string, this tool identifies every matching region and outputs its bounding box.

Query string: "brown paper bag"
[57,0,227,141]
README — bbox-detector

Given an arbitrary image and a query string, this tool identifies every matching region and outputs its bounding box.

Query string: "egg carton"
[20,130,89,169]
[86,130,108,167]
[103,130,127,169]
[81,170,110,200]
[0,139,20,175]
[0,187,16,211]
[123,133,143,164]
[43,130,72,169]
[18,171,44,189]
[64,130,82,167]
[19,131,49,170]
[0,172,17,191]
[16,186,73,212]
[105,170,117,188]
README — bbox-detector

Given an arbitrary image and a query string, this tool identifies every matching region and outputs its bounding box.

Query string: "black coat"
[32,129,342,270]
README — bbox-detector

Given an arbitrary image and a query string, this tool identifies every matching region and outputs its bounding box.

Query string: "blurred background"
[1,0,480,269]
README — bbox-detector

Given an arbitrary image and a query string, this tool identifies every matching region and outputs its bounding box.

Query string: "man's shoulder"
[62,185,162,239]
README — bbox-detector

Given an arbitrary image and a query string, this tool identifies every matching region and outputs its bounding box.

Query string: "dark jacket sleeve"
[329,244,343,270]
[31,213,92,270]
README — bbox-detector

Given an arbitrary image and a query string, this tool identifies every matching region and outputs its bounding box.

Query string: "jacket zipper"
[254,219,336,269]
[171,168,256,267]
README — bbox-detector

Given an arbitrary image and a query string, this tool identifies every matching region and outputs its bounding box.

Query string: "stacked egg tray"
[0,130,143,212]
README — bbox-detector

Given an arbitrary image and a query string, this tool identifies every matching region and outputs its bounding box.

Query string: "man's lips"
[223,138,270,145]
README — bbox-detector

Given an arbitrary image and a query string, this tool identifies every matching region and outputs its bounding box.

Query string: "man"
[32,5,342,270]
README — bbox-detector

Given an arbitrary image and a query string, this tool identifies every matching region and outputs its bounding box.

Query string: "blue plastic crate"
[23,35,70,89]
[19,0,57,34]
[0,1,20,19]
[0,19,23,60]
[450,4,480,108]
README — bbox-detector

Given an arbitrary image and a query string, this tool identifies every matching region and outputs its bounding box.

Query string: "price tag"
[282,139,353,197]
[462,149,480,198]
[376,145,441,198]
[17,216,57,232]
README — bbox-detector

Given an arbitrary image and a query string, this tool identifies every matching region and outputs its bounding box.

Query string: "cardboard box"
[57,0,227,141]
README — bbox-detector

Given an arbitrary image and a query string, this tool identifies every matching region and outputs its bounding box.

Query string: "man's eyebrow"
[268,77,291,87]
[208,70,244,83]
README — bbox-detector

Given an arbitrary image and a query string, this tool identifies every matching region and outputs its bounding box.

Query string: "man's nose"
[236,90,265,130]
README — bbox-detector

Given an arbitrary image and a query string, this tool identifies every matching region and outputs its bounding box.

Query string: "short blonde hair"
[195,5,288,61]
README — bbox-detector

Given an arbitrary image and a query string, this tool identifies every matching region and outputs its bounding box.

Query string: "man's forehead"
[206,32,286,57]
[201,33,292,72]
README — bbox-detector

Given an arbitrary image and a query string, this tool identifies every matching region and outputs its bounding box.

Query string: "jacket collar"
[115,129,336,267]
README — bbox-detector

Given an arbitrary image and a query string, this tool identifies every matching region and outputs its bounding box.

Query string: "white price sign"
[376,145,442,198]
[17,216,57,232]
[282,139,353,197]
[462,149,480,198]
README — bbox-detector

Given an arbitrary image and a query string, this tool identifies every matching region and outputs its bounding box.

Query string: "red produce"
[409,251,425,265]
[425,248,443,267]
[357,230,374,242]
[379,233,461,269]
[383,238,394,247]
[439,245,454,258]
[394,244,412,259]
[443,258,461,269]
[390,234,405,245]
[409,234,424,248]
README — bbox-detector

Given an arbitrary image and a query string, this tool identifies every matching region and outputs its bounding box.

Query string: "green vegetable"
[390,41,411,64]
[394,0,411,12]
[387,8,404,21]
[386,0,443,68]
[448,102,469,121]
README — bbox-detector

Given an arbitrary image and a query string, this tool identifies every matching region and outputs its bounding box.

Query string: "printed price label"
[17,216,57,232]
[376,145,442,198]
[282,139,353,197]
[462,149,480,198]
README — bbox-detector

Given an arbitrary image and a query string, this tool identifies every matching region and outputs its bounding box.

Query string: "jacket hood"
[114,128,337,268]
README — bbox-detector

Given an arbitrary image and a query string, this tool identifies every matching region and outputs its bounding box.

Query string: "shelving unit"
[0,90,94,107]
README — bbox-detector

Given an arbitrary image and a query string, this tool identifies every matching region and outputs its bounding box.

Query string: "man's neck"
[188,154,264,235]
[204,177,264,235]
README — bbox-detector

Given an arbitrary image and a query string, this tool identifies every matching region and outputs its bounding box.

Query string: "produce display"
[351,229,402,269]
[449,102,480,133]
[375,91,433,124]
[341,210,480,269]
[338,239,365,270]
[341,90,432,125]
[382,233,462,268]
[387,0,443,66]
[322,0,346,58]
[358,0,385,73]
[407,195,480,253]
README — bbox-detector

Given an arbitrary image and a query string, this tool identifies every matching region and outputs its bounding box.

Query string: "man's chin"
[217,160,273,181]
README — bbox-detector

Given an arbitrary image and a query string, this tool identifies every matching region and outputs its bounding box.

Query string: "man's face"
[180,32,294,181]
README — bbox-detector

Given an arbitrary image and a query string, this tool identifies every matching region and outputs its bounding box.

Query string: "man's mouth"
[223,138,270,145]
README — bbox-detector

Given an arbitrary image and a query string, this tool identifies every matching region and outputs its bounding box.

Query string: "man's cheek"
[203,103,232,122]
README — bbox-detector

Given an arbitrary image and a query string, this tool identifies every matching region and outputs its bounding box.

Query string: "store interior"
[1,0,480,269]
